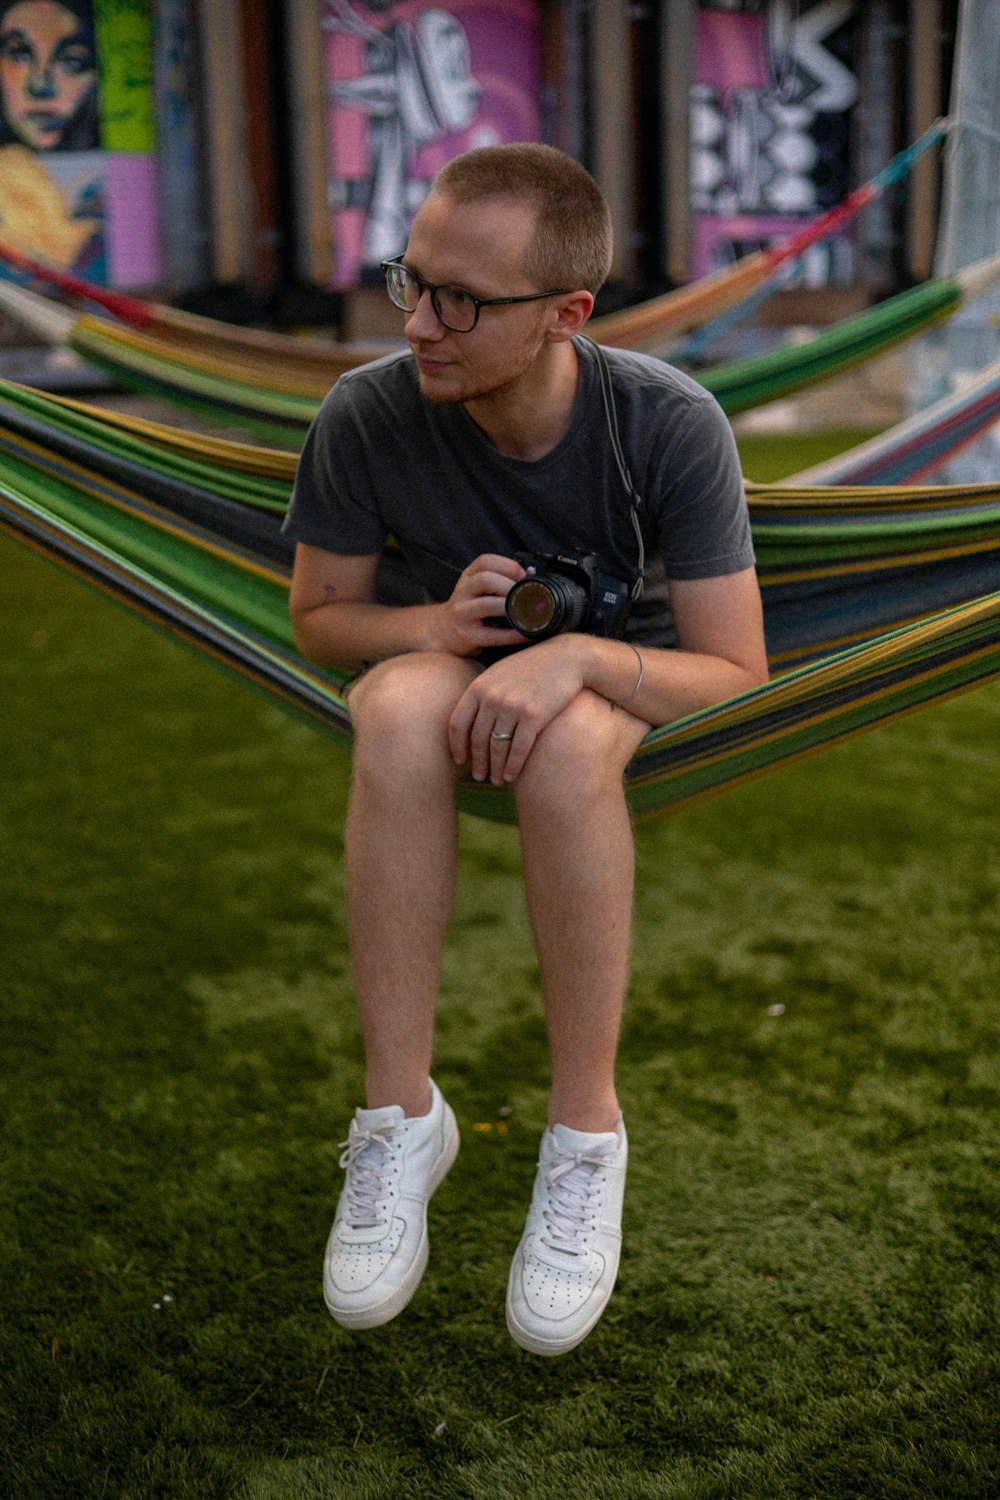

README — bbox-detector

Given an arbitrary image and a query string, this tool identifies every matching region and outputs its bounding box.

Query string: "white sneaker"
[506,1119,627,1356]
[323,1079,459,1329]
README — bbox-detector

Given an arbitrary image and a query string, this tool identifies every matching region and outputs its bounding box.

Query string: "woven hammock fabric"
[0,122,947,366]
[3,373,998,669]
[784,353,1000,486]
[20,303,1000,495]
[2,378,998,823]
[3,254,997,445]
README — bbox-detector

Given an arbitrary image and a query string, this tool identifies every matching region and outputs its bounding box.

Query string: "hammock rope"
[1,377,998,823]
[638,119,952,362]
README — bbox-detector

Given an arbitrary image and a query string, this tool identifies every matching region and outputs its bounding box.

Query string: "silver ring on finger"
[490,729,515,742]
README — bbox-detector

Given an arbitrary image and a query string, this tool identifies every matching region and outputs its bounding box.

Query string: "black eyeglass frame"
[380,258,572,332]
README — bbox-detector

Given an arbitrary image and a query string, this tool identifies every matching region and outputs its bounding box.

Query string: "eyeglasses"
[381,259,571,333]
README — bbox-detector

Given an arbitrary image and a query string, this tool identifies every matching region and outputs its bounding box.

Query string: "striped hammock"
[590,120,949,353]
[3,253,1000,444]
[0,121,946,365]
[784,352,1000,486]
[1,377,998,823]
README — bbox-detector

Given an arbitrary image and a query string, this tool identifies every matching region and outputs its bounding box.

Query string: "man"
[283,143,768,1356]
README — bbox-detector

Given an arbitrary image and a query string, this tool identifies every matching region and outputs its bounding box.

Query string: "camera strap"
[587,338,645,601]
[392,339,646,601]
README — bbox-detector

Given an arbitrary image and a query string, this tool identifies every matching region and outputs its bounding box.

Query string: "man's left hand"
[448,637,586,785]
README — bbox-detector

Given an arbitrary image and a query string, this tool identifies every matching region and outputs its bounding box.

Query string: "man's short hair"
[432,143,613,296]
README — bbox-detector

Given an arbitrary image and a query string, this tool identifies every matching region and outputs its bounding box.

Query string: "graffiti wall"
[691,0,859,284]
[0,0,160,285]
[323,0,542,290]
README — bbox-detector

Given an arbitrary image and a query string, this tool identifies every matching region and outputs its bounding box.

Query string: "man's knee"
[349,653,478,767]
[514,691,646,815]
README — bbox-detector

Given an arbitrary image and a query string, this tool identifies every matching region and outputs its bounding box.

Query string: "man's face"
[399,190,559,407]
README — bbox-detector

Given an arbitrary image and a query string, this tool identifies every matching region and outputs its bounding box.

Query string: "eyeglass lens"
[385,266,478,331]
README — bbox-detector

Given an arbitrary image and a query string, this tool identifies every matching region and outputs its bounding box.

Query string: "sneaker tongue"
[355,1103,405,1131]
[550,1122,618,1154]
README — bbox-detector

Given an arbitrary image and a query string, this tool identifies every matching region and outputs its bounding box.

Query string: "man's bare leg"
[346,652,478,1116]
[513,691,648,1132]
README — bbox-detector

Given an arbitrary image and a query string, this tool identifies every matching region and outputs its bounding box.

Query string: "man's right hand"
[289,543,529,672]
[429,553,529,656]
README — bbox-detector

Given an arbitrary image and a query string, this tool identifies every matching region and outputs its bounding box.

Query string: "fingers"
[448,685,538,785]
[465,553,527,584]
[475,711,536,785]
[446,555,527,655]
[489,720,533,784]
[467,711,536,785]
[447,635,584,784]
[456,555,525,615]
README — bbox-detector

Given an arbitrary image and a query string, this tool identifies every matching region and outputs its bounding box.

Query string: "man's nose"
[404,288,445,339]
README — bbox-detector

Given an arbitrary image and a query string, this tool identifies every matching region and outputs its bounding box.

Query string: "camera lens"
[506,573,588,639]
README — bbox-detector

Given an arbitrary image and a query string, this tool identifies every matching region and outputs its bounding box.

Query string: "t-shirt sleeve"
[650,391,754,581]
[281,378,388,556]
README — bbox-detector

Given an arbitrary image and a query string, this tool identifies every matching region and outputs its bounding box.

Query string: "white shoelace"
[540,1148,611,1257]
[338,1127,399,1231]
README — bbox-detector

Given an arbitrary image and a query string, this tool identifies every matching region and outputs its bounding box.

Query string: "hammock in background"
[4,252,1000,443]
[7,279,1000,489]
[590,120,949,353]
[783,352,1000,486]
[2,376,998,823]
[0,121,947,369]
[0,238,388,378]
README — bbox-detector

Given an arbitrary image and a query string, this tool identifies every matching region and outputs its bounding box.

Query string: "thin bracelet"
[609,642,644,711]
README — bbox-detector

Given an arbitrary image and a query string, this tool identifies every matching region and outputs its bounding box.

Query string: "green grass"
[2,426,998,1497]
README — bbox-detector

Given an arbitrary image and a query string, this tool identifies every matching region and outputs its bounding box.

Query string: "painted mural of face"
[0,1,97,151]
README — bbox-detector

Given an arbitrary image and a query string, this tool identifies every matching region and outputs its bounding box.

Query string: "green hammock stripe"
[56,275,967,438]
[0,451,296,652]
[756,535,1000,573]
[65,342,313,447]
[0,380,278,505]
[70,324,321,423]
[699,279,961,415]
[752,506,1000,548]
[0,482,355,737]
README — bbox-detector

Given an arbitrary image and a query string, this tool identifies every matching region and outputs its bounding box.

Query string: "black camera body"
[503,550,632,641]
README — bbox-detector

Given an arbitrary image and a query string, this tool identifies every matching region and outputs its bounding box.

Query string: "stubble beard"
[411,329,548,408]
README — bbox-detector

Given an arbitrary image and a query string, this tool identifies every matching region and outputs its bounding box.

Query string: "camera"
[503,550,633,641]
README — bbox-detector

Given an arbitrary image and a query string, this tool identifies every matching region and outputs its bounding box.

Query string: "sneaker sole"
[324,1105,460,1330]
[504,1283,613,1357]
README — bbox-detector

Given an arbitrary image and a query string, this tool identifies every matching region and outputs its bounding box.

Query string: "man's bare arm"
[633,567,769,721]
[288,543,527,672]
[447,567,769,781]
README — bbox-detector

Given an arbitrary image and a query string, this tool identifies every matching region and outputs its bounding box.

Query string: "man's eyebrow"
[401,258,487,296]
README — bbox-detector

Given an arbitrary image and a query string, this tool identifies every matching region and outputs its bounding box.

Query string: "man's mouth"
[412,352,452,375]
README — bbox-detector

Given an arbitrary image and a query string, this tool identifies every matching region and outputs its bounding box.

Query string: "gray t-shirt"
[282,336,754,647]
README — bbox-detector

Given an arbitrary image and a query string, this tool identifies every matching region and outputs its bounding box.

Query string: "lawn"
[1,426,998,1499]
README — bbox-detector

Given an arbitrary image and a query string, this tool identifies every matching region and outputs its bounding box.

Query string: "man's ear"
[546,289,595,342]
